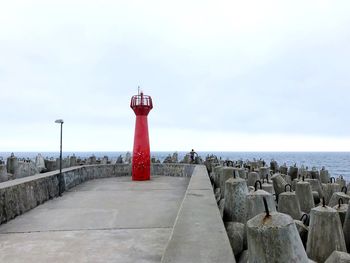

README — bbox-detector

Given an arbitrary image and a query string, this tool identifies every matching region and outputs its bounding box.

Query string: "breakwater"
[1,151,349,180]
[2,152,350,261]
[206,157,350,262]
[0,152,200,183]
[0,163,195,226]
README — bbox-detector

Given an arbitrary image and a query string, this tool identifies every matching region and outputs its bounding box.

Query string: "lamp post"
[55,119,64,196]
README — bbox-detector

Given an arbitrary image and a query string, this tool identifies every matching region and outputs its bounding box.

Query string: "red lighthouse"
[130,90,153,181]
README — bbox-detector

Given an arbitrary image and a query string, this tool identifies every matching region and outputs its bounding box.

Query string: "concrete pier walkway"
[0,176,190,263]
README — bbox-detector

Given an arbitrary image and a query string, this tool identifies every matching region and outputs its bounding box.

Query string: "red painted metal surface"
[130,92,153,181]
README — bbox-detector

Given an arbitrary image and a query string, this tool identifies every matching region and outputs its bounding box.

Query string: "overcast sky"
[1,0,350,152]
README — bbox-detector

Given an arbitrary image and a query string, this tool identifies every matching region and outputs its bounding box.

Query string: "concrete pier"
[1,154,349,262]
[0,164,235,263]
[0,176,189,262]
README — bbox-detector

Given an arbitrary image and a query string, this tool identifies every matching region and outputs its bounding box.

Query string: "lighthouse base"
[132,165,151,181]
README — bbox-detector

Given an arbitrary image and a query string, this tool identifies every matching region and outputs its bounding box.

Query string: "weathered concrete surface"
[294,220,309,248]
[223,177,248,223]
[333,203,348,226]
[0,228,170,263]
[328,191,350,207]
[278,191,302,220]
[320,169,330,184]
[271,173,288,196]
[220,167,234,198]
[305,178,324,198]
[238,250,249,263]
[161,165,236,263]
[225,221,246,257]
[0,164,130,225]
[151,164,195,178]
[307,205,346,262]
[0,176,190,262]
[324,251,350,263]
[247,172,259,187]
[0,164,195,226]
[245,189,276,221]
[296,181,315,214]
[261,182,274,194]
[323,183,341,205]
[247,212,309,263]
[343,203,350,252]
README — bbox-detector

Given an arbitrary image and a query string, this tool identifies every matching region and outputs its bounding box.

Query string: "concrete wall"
[0,163,195,226]
[152,163,195,177]
[161,165,236,263]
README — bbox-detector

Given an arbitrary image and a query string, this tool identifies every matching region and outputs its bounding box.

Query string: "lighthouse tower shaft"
[130,92,153,181]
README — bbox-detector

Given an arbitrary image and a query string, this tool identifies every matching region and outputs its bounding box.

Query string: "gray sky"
[1,0,350,152]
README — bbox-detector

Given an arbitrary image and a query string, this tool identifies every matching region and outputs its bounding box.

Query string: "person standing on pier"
[190,149,197,163]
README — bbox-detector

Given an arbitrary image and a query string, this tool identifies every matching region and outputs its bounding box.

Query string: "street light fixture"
[55,119,64,196]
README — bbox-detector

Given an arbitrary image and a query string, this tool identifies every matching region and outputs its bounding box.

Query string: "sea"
[1,151,349,182]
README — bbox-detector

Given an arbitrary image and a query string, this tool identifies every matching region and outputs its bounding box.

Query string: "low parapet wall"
[152,163,195,177]
[161,165,235,263]
[0,163,195,226]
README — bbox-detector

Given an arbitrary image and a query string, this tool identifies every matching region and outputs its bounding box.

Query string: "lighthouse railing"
[130,95,153,108]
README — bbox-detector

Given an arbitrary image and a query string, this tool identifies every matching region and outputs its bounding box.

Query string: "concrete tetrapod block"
[214,188,221,203]
[336,177,347,188]
[305,178,324,198]
[323,183,341,205]
[292,178,299,191]
[6,154,18,175]
[278,191,303,220]
[306,205,347,262]
[247,211,309,263]
[288,166,299,181]
[258,167,270,180]
[271,173,288,196]
[343,203,350,252]
[235,168,247,179]
[299,167,308,178]
[261,182,274,194]
[238,250,248,263]
[281,174,292,185]
[320,169,330,184]
[270,160,278,174]
[279,165,288,175]
[294,219,309,249]
[224,222,247,258]
[324,251,350,263]
[0,165,8,182]
[220,167,235,199]
[312,191,320,205]
[328,192,350,207]
[246,189,276,221]
[247,172,260,187]
[223,177,248,223]
[296,181,315,214]
[213,166,223,188]
[309,170,320,181]
[332,203,348,226]
[218,198,225,219]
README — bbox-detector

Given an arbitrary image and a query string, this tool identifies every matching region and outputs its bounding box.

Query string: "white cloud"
[0,0,350,151]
